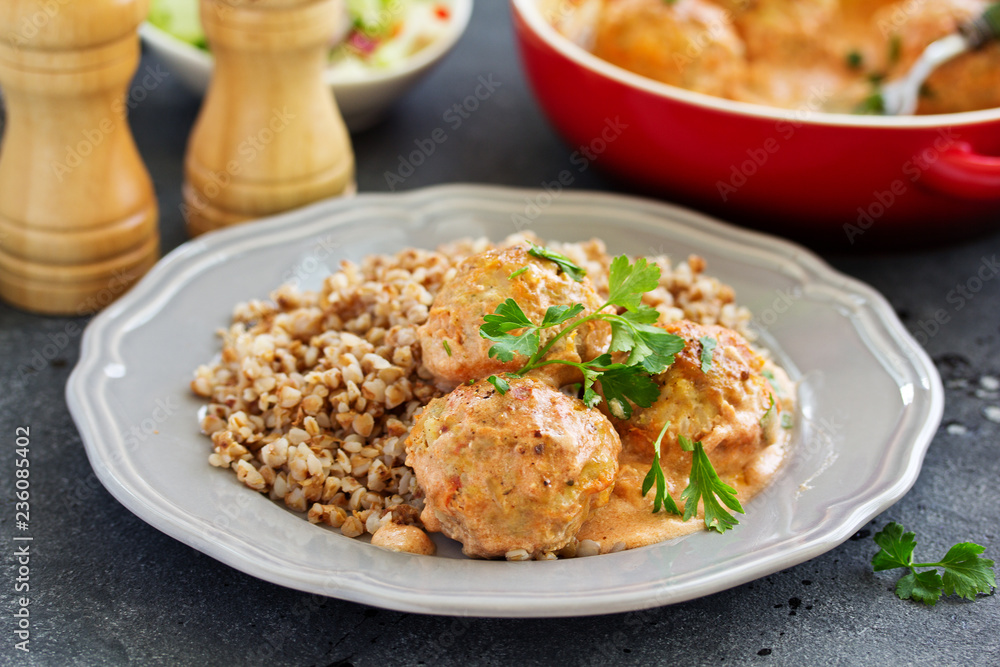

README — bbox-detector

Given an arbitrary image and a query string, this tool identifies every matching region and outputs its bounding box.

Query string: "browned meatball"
[593,0,748,98]
[918,43,1000,113]
[418,245,609,388]
[405,376,621,558]
[735,0,839,64]
[871,0,981,72]
[608,320,783,480]
[871,0,1000,114]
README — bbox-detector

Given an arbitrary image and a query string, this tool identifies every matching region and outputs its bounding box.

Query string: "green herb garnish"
[509,266,529,280]
[482,300,585,365]
[888,34,902,66]
[679,435,745,532]
[527,243,586,282]
[642,421,681,515]
[761,368,779,392]
[846,50,863,70]
[699,336,717,373]
[442,340,452,357]
[486,374,510,394]
[596,357,662,419]
[642,428,745,531]
[760,393,776,426]
[481,253,683,416]
[481,248,744,531]
[873,522,996,605]
[854,90,886,115]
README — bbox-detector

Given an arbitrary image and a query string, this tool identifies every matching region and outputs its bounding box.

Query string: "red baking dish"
[511,0,1000,249]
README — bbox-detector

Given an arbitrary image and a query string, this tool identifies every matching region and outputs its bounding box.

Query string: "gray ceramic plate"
[67,185,942,617]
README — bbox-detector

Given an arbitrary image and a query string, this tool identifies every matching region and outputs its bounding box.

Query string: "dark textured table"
[2,3,999,665]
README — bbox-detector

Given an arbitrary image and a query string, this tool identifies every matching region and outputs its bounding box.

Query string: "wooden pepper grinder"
[0,0,160,315]
[183,0,356,237]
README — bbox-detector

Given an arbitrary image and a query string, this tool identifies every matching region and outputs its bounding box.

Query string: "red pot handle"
[921,141,1000,200]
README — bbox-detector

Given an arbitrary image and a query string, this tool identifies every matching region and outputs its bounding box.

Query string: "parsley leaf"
[479,255,684,391]
[602,257,684,372]
[607,305,660,354]
[540,303,586,328]
[679,435,744,533]
[760,394,776,426]
[699,335,717,372]
[896,570,944,605]
[939,542,998,601]
[636,328,686,374]
[480,298,541,363]
[487,375,510,394]
[509,266,529,280]
[872,522,997,605]
[642,421,681,515]
[480,302,587,366]
[597,364,660,420]
[761,368,781,394]
[872,522,917,571]
[606,307,685,374]
[846,49,863,70]
[854,87,886,115]
[527,243,585,282]
[625,303,661,324]
[481,297,535,335]
[580,368,603,409]
[475,251,752,536]
[482,328,539,363]
[607,255,661,309]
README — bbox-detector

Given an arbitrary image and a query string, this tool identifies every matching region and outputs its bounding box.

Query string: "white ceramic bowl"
[140,0,473,132]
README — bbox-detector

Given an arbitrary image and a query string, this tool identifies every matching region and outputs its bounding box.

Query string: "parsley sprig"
[872,522,996,605]
[641,429,745,532]
[480,245,743,532]
[526,243,586,282]
[642,421,681,515]
[679,435,744,532]
[480,252,684,419]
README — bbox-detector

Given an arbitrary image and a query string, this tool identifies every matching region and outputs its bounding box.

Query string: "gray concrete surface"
[1,3,997,665]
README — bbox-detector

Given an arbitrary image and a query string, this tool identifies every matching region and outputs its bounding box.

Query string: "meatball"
[871,0,1000,114]
[418,245,609,388]
[919,44,1000,114]
[592,0,748,98]
[405,376,621,558]
[734,0,839,64]
[871,0,981,71]
[608,320,783,480]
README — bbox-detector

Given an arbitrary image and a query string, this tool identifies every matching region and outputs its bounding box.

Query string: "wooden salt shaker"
[0,0,159,315]
[183,0,356,237]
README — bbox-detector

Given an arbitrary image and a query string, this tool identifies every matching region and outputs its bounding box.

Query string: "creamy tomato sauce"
[577,363,795,553]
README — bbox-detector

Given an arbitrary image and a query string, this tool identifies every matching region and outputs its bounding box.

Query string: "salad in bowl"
[143,0,473,130]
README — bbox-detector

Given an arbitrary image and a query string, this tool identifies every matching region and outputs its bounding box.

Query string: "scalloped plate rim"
[66,184,943,617]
